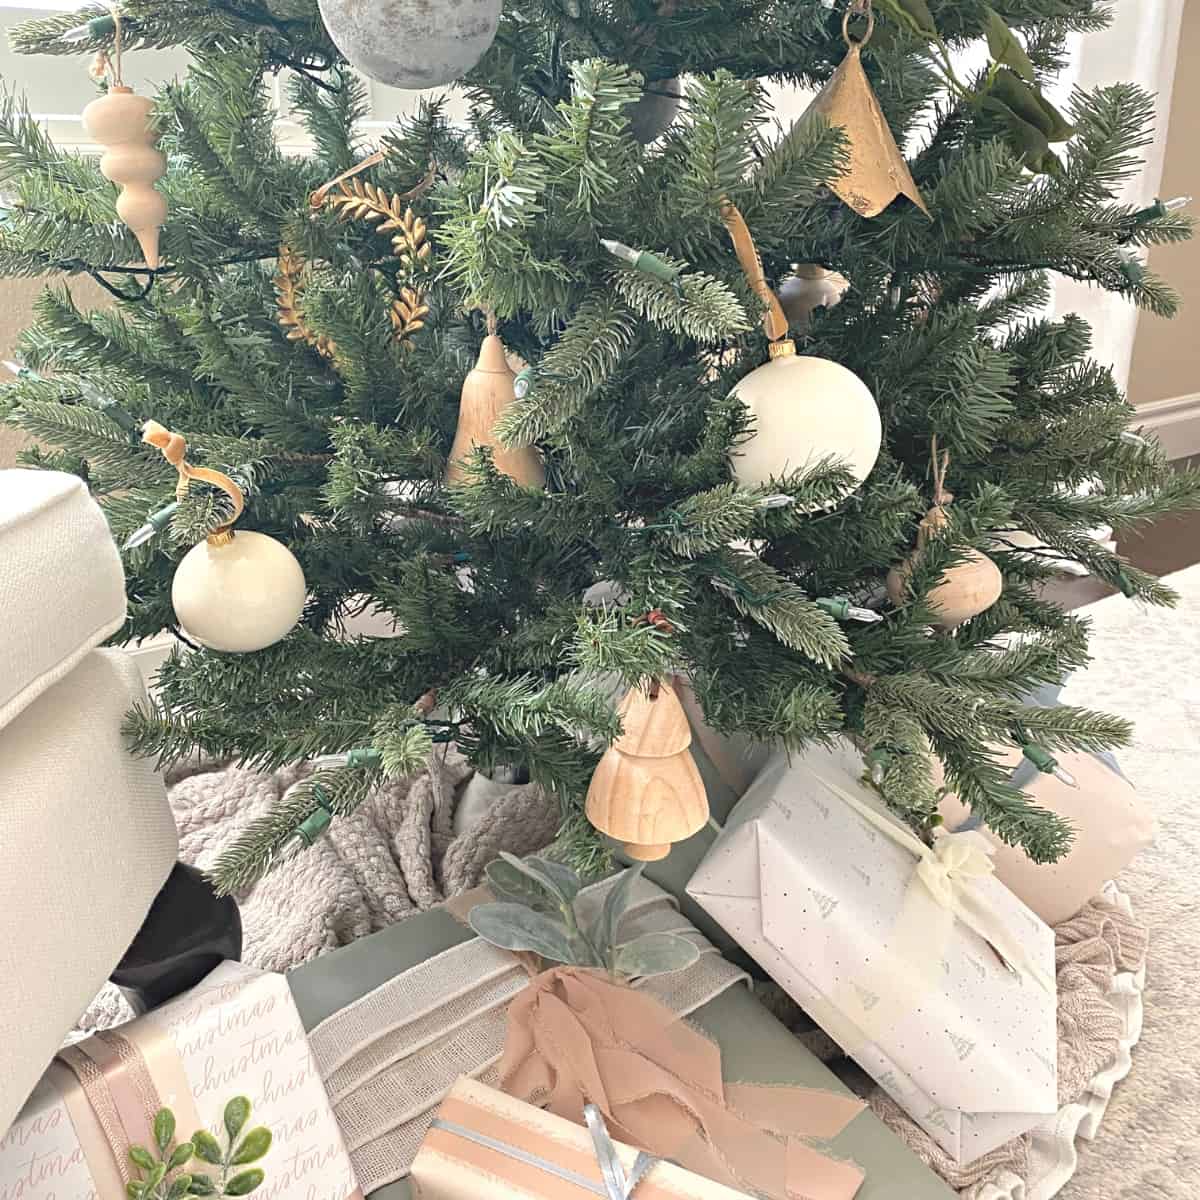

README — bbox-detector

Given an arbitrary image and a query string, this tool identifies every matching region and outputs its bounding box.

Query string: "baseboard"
[1132,392,1200,461]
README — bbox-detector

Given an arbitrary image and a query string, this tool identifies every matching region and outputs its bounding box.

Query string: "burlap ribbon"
[497,966,866,1200]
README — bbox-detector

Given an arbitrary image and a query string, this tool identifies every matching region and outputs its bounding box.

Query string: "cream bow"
[916,829,996,909]
[818,772,1054,995]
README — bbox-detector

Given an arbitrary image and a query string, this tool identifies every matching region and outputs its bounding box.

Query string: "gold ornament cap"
[768,338,797,360]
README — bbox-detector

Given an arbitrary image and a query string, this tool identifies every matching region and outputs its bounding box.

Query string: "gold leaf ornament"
[275,245,338,361]
[805,1,930,218]
[325,179,432,350]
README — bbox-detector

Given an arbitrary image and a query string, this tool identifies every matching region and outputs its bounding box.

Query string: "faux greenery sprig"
[873,0,1075,174]
[468,854,700,978]
[126,1096,271,1199]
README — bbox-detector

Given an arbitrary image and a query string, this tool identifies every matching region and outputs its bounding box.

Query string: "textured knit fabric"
[0,649,178,1135]
[0,470,127,728]
[75,747,561,1032]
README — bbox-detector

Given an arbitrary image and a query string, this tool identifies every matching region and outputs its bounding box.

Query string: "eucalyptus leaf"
[126,1184,145,1200]
[469,901,577,962]
[983,96,1050,172]
[587,865,645,965]
[167,1142,195,1171]
[187,1176,218,1195]
[154,1109,176,1154]
[496,852,576,906]
[146,1162,167,1190]
[485,858,558,912]
[526,856,582,905]
[190,1131,223,1165]
[1030,90,1076,143]
[990,68,1052,136]
[897,0,938,37]
[224,1168,266,1196]
[231,1127,272,1165]
[129,1146,157,1172]
[982,6,1034,81]
[224,1097,251,1142]
[167,1174,194,1200]
[613,932,700,978]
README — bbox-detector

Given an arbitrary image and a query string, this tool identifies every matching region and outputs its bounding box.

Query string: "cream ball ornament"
[317,0,502,89]
[142,421,307,653]
[173,531,307,653]
[729,340,881,492]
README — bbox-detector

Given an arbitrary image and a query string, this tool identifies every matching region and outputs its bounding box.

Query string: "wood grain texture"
[585,746,708,860]
[446,335,544,488]
[615,681,692,758]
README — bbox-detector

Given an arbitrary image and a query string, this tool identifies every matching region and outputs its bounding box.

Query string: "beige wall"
[1128,1,1200,410]
[0,276,111,467]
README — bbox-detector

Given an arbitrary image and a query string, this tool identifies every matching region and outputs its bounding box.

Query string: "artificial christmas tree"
[2,0,1197,892]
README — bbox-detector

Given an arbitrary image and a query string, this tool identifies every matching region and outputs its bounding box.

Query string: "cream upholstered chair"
[0,469,180,1134]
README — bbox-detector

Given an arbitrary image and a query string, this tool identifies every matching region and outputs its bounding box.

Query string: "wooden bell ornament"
[803,2,929,219]
[81,14,167,270]
[887,440,1002,630]
[447,327,545,488]
[585,680,709,862]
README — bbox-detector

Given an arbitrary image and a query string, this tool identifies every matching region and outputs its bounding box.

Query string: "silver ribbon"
[430,1103,659,1199]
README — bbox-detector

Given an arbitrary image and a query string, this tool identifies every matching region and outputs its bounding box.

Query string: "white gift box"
[0,962,361,1200]
[687,742,1058,1164]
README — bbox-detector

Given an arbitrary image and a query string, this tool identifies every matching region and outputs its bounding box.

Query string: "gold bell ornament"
[720,201,881,494]
[804,1,930,219]
[80,14,168,269]
[142,422,307,652]
[585,679,709,862]
[447,315,545,488]
[777,265,851,332]
[886,438,1003,630]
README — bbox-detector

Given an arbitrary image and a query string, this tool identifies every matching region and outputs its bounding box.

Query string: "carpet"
[1055,563,1200,1198]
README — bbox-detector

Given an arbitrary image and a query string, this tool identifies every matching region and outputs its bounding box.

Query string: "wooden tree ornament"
[447,317,545,487]
[585,680,709,862]
[887,438,1003,630]
[80,15,167,269]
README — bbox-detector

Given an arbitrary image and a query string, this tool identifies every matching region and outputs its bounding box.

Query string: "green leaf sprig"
[871,0,1075,174]
[126,1096,272,1200]
[468,854,700,979]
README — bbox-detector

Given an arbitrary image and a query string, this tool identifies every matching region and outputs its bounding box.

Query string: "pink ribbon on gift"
[498,966,867,1200]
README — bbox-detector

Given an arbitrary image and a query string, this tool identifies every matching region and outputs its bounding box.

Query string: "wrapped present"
[413,1075,753,1200]
[0,961,360,1199]
[288,875,955,1199]
[687,741,1058,1165]
[937,745,1153,927]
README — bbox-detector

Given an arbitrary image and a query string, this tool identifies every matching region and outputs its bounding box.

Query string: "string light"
[816,596,884,623]
[599,238,683,291]
[1020,742,1078,788]
[62,13,119,43]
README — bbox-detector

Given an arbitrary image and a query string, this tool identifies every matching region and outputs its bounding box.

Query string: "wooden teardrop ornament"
[887,504,1003,630]
[447,335,545,487]
[585,681,709,862]
[82,86,168,269]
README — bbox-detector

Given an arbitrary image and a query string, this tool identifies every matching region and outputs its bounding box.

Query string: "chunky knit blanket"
[78,746,560,1031]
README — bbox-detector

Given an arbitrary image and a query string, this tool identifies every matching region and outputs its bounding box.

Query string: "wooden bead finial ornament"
[777,265,850,333]
[142,422,306,652]
[447,312,545,488]
[585,679,709,861]
[886,437,1003,630]
[80,11,168,269]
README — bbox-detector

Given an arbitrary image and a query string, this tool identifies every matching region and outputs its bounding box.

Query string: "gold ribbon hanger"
[719,199,792,344]
[142,421,244,545]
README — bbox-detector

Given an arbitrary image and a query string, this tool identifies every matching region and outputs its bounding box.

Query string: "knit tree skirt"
[75,746,560,1030]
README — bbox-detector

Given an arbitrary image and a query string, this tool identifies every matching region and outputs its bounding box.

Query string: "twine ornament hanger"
[142,421,245,545]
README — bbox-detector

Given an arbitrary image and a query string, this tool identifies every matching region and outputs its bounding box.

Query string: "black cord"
[86,266,156,302]
[168,624,202,652]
